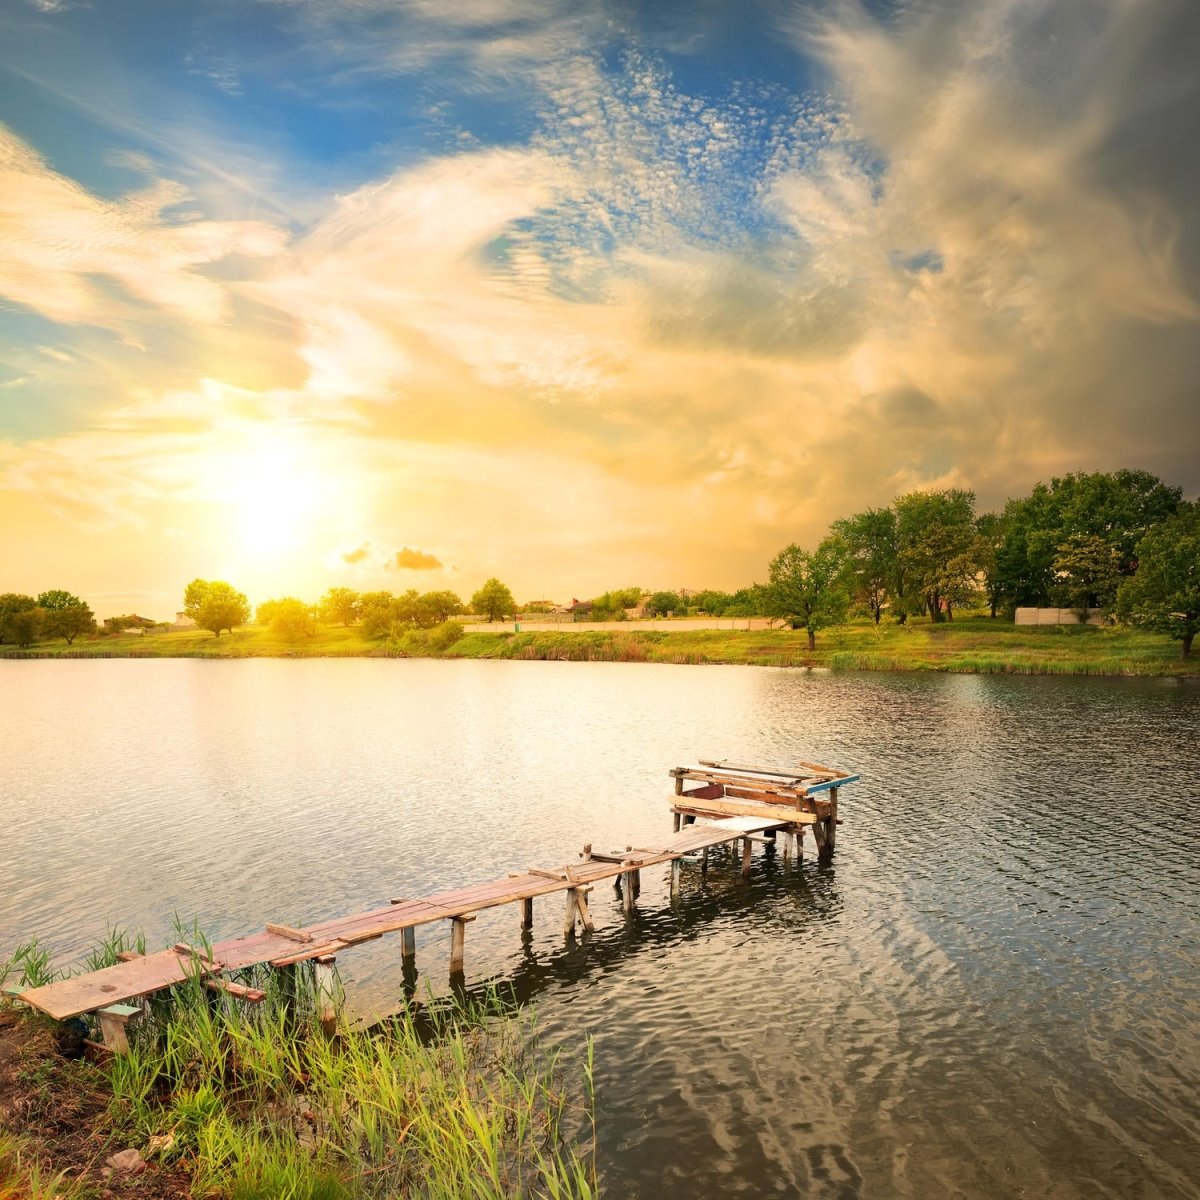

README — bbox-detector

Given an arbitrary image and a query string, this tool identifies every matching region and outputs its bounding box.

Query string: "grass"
[0,939,597,1199]
[2,615,1196,676]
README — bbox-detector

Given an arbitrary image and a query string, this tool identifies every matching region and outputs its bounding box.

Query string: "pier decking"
[16,758,857,1046]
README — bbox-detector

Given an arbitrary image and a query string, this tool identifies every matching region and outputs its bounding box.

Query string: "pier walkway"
[16,758,857,1046]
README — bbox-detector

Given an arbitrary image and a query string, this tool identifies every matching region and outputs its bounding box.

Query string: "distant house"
[564,598,593,621]
[173,611,197,630]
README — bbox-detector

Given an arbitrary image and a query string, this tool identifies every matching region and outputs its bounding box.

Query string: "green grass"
[1,939,597,1199]
[3,615,1196,676]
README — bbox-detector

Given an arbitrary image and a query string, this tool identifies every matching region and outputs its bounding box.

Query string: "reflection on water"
[2,660,1198,1198]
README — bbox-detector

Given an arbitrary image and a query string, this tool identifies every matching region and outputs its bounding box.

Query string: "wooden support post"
[670,858,681,898]
[781,829,792,863]
[574,887,595,933]
[520,897,533,930]
[564,887,594,938]
[741,837,753,879]
[700,846,709,877]
[449,916,475,976]
[622,869,636,914]
[313,958,338,1037]
[826,787,838,853]
[96,1004,139,1055]
[810,817,827,856]
[401,926,416,962]
[672,811,682,833]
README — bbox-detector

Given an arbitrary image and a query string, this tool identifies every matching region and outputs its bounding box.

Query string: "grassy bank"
[3,616,1196,676]
[0,940,595,1199]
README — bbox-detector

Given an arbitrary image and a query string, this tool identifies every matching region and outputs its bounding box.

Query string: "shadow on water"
[374,846,843,1020]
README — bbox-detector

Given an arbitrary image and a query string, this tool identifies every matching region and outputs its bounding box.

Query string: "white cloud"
[0,124,287,331]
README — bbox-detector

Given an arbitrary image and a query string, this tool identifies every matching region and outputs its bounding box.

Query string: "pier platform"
[15,758,857,1045]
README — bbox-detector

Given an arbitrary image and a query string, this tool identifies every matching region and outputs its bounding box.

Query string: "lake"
[2,659,1198,1198]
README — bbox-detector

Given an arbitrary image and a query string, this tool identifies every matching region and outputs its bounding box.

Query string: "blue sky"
[1,0,1198,614]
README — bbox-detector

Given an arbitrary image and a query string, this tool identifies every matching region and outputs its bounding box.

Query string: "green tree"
[36,589,83,611]
[974,512,1007,618]
[413,590,464,627]
[0,594,38,644]
[589,587,642,620]
[358,591,397,638]
[1117,503,1200,659]
[995,470,1182,609]
[319,587,360,626]
[259,596,317,641]
[182,578,210,622]
[761,540,848,650]
[470,578,516,622]
[5,606,44,647]
[186,579,250,637]
[831,507,897,624]
[44,602,96,645]
[1053,534,1122,619]
[34,591,95,643]
[895,489,978,621]
[645,591,683,617]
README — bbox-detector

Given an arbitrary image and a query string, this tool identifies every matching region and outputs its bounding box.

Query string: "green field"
[3,616,1197,675]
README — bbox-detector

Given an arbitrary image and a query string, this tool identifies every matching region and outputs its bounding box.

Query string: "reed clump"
[1,938,598,1199]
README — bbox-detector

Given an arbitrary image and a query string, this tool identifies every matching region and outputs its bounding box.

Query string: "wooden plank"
[672,796,820,825]
[804,774,859,795]
[205,978,266,1003]
[265,923,312,944]
[19,948,201,1020]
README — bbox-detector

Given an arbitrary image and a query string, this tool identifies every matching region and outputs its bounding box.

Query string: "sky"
[1,0,1198,618]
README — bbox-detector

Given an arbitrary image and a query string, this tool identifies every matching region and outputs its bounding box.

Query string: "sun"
[217,432,329,559]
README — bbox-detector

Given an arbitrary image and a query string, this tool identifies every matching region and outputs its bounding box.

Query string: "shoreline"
[1,619,1196,677]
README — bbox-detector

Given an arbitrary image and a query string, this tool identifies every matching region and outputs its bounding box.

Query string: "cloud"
[0,123,287,331]
[341,542,371,564]
[389,547,443,571]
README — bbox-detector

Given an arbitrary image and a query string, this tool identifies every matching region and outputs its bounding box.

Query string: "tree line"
[5,469,1195,658]
[758,469,1198,657]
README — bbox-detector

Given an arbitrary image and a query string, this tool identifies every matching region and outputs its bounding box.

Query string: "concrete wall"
[462,617,778,634]
[1014,607,1104,627]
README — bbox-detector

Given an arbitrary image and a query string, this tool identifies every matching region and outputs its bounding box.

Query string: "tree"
[589,587,642,620]
[5,606,44,647]
[319,587,360,626]
[761,540,848,650]
[182,578,210,622]
[645,591,683,617]
[413,590,464,627]
[32,590,95,644]
[358,591,397,638]
[995,470,1182,609]
[1053,534,1121,619]
[44,603,96,645]
[895,489,978,621]
[185,579,250,637]
[831,507,897,624]
[0,594,38,645]
[259,596,317,641]
[470,578,516,622]
[1117,503,1200,659]
[36,589,84,611]
[974,512,1007,618]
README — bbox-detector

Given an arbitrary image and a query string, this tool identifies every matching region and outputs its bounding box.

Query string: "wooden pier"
[14,758,856,1049]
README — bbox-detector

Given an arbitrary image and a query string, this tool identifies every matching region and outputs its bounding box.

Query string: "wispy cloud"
[0,124,286,331]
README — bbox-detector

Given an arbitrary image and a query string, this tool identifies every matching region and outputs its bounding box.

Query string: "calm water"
[2,659,1198,1198]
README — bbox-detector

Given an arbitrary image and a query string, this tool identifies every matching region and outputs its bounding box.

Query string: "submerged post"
[741,837,753,879]
[520,897,533,930]
[449,916,474,976]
